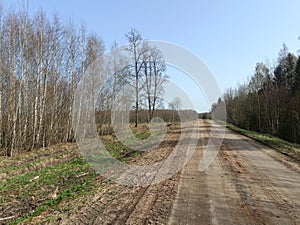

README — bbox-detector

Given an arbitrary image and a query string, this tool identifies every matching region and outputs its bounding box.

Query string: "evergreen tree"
[274,52,297,91]
[293,56,300,93]
[285,53,297,92]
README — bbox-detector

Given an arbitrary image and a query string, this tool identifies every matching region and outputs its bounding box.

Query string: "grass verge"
[0,123,176,224]
[224,122,300,162]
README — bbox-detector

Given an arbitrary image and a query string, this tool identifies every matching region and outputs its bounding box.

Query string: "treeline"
[96,109,197,128]
[0,7,91,156]
[0,5,168,156]
[213,44,300,143]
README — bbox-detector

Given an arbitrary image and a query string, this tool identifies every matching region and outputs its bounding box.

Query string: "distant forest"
[213,44,300,144]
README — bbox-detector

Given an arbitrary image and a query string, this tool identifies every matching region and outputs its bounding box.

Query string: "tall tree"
[125,28,147,127]
[294,56,300,93]
[142,46,167,121]
[248,63,269,131]
[169,97,182,122]
[285,53,297,92]
[221,44,300,144]
[291,56,300,142]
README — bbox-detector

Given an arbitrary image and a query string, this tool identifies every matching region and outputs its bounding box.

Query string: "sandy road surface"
[169,120,300,225]
[61,120,300,225]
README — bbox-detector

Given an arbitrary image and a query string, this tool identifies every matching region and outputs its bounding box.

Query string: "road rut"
[60,120,300,225]
[169,120,300,225]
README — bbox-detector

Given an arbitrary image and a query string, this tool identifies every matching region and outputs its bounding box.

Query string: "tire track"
[61,127,183,225]
[219,129,300,225]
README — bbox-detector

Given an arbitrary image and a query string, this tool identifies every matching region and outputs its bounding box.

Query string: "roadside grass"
[224,122,300,162]
[100,139,140,162]
[0,148,78,181]
[1,155,97,224]
[0,122,177,224]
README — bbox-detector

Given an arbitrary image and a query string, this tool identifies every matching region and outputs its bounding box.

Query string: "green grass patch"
[1,156,97,224]
[104,140,139,161]
[1,122,180,224]
[11,180,94,225]
[135,131,152,140]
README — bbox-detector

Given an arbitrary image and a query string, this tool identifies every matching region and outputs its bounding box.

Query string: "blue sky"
[1,0,300,112]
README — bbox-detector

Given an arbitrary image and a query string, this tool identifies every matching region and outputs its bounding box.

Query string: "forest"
[0,5,177,156]
[213,44,300,144]
[1,1,299,225]
[1,3,299,159]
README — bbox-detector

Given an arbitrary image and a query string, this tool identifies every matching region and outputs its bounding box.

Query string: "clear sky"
[1,0,300,112]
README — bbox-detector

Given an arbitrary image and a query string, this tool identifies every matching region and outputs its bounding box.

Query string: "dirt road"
[61,120,300,225]
[169,120,300,225]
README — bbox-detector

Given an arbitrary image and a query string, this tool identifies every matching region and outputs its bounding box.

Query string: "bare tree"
[142,46,167,121]
[173,97,182,111]
[0,6,172,156]
[249,63,269,132]
[168,97,182,122]
[125,28,148,127]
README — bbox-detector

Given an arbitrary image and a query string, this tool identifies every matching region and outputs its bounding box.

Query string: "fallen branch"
[75,172,89,178]
[29,176,39,182]
[0,215,16,221]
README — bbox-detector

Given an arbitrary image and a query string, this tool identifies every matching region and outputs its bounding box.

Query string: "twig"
[50,186,59,199]
[75,172,89,178]
[0,215,16,221]
[29,176,39,182]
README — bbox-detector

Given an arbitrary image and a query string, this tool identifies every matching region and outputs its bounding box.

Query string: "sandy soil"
[28,120,300,224]
[169,120,300,225]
